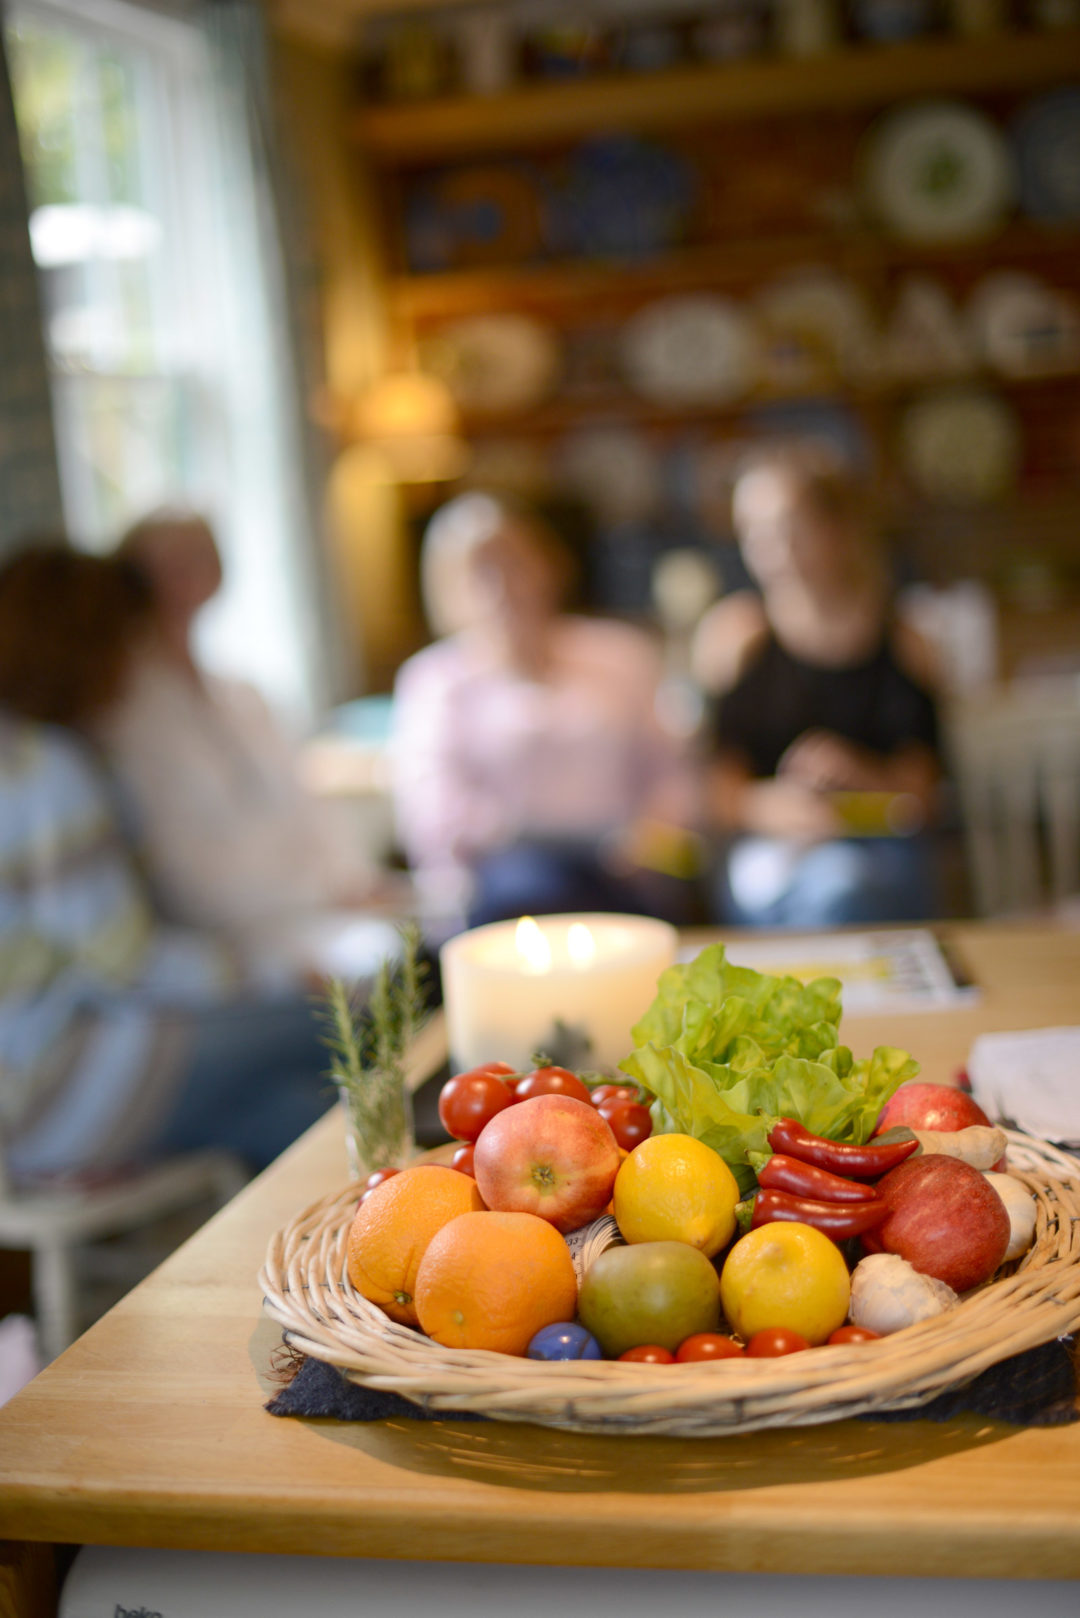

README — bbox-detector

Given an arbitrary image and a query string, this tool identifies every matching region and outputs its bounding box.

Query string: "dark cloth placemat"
[266,1353,490,1422]
[867,1335,1078,1427]
[266,1335,1077,1429]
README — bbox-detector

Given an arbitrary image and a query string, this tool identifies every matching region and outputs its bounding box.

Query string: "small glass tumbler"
[342,1080,415,1183]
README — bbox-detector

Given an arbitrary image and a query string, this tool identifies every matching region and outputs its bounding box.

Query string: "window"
[6,0,327,717]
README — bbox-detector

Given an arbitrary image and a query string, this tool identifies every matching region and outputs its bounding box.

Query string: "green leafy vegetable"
[619,944,918,1194]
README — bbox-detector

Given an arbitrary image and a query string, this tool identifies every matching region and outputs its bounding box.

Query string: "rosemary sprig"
[320,922,429,1173]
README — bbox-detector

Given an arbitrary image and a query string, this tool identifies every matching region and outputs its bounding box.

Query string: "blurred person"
[393,491,698,929]
[691,449,942,928]
[100,510,400,975]
[0,546,331,1180]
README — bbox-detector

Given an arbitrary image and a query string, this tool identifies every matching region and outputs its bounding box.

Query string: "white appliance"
[60,1548,1079,1617]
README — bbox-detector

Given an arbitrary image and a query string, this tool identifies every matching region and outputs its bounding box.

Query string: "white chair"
[0,1149,247,1362]
[946,682,1080,916]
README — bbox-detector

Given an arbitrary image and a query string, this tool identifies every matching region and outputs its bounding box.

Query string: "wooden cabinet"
[352,28,1080,600]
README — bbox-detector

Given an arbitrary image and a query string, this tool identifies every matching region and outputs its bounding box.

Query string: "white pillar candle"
[440,913,678,1076]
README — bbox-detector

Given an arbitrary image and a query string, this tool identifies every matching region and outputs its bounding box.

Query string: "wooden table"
[2,921,1080,1612]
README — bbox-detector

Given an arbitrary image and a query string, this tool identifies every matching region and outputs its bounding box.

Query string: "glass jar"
[341,1082,415,1183]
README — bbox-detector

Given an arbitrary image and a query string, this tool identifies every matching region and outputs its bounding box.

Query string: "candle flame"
[515,915,552,975]
[567,921,596,970]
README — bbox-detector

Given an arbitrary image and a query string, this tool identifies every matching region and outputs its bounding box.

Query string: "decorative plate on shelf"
[881,276,975,382]
[555,426,663,524]
[755,269,879,389]
[900,386,1022,505]
[862,101,1016,243]
[620,295,758,408]
[542,137,697,260]
[968,271,1080,378]
[420,314,562,416]
[404,164,541,273]
[850,0,936,41]
[1013,88,1080,224]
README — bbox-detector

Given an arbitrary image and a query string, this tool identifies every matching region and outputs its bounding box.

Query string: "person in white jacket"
[98,511,398,979]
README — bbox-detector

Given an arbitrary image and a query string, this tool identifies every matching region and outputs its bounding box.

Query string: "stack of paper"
[684,929,976,1016]
[968,1027,1080,1144]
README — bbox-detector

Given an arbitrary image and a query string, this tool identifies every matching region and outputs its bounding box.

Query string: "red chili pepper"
[750,1188,889,1240]
[767,1118,919,1179]
[757,1153,878,1204]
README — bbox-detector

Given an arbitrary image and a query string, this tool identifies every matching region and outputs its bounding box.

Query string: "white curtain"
[195,0,341,721]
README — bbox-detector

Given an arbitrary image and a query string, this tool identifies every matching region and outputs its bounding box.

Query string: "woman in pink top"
[393,492,695,929]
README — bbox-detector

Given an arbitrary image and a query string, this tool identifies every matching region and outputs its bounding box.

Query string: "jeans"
[717,836,939,930]
[468,838,696,929]
[145,996,333,1172]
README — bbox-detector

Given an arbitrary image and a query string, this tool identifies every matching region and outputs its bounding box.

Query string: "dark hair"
[733,444,870,530]
[117,506,216,565]
[0,544,153,727]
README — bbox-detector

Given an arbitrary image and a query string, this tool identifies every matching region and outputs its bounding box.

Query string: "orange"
[346,1165,485,1327]
[415,1210,578,1355]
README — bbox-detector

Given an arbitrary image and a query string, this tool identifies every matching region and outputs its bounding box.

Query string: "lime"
[578,1241,721,1358]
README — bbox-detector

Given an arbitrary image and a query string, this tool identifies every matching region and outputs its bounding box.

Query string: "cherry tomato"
[450,1142,476,1176]
[358,1166,401,1205]
[589,1084,636,1107]
[675,1333,745,1362]
[514,1066,592,1105]
[438,1069,514,1141]
[470,1061,518,1093]
[746,1328,810,1357]
[618,1345,676,1364]
[597,1098,653,1150]
[364,1167,399,1190]
[827,1325,881,1346]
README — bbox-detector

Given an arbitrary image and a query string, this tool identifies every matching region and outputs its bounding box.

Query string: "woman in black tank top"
[694,450,942,928]
[717,628,940,782]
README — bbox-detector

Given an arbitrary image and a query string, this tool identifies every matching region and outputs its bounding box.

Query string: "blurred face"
[468,519,562,631]
[134,519,223,623]
[733,468,855,592]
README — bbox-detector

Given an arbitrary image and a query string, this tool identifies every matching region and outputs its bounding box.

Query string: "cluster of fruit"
[434,1061,653,1175]
[345,1071,1033,1364]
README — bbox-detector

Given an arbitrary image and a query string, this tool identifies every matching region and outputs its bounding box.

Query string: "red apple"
[472,1094,621,1235]
[863,1154,1010,1293]
[875,1082,991,1136]
[875,1082,1005,1170]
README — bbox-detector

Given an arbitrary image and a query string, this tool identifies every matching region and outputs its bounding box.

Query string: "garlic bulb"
[983,1171,1037,1261]
[849,1253,958,1336]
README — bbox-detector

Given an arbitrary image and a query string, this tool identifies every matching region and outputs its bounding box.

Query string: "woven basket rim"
[259,1129,1080,1436]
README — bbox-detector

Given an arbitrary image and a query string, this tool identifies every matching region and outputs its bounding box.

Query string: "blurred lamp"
[352,372,469,483]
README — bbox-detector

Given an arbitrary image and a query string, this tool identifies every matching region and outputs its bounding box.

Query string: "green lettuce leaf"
[620,944,918,1193]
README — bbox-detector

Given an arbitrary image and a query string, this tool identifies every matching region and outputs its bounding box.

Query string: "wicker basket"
[259,1131,1080,1437]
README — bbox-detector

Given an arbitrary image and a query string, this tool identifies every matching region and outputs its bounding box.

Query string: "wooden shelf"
[355,31,1080,164]
[390,224,1080,321]
[455,369,1080,439]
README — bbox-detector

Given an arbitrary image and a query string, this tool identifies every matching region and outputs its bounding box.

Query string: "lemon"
[613,1133,739,1257]
[719,1222,850,1346]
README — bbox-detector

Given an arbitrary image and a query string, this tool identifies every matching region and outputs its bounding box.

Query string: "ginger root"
[910,1125,1007,1171]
